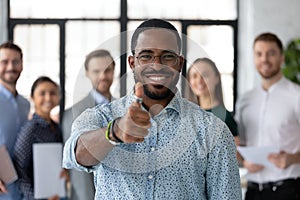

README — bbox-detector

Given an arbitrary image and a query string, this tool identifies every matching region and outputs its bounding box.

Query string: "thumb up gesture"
[113,82,151,143]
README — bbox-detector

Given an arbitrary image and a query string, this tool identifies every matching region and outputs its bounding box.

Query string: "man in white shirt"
[62,49,115,200]
[235,32,300,200]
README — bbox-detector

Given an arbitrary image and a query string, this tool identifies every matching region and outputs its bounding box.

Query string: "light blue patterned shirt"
[63,90,242,200]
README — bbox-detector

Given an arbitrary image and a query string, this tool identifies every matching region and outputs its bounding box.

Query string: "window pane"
[14,24,60,114]
[10,0,120,18]
[128,0,237,20]
[187,25,234,111]
[14,24,60,98]
[65,21,121,109]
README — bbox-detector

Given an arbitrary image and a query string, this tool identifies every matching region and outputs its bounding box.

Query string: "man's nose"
[98,71,106,79]
[152,56,163,64]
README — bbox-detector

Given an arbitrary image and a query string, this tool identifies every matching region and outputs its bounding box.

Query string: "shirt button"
[150,147,155,152]
[148,175,153,179]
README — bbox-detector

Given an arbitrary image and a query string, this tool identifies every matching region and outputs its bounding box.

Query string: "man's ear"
[281,54,285,66]
[128,55,135,71]
[178,56,185,72]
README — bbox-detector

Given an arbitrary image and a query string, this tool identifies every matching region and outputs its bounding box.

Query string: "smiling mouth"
[143,74,171,85]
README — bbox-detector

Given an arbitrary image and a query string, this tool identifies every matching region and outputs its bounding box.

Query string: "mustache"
[5,70,19,73]
[142,68,175,76]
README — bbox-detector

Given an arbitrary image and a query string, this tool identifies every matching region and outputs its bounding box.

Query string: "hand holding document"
[33,143,66,199]
[237,146,279,169]
[0,145,18,184]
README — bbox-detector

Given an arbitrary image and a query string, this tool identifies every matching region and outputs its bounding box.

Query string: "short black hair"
[31,76,59,97]
[131,19,181,55]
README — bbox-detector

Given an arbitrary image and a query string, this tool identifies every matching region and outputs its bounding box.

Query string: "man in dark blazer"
[62,49,115,200]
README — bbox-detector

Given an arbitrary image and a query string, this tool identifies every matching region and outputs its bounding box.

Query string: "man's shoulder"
[66,94,96,115]
[17,94,30,106]
[179,98,214,120]
[180,97,203,111]
[283,77,300,92]
[238,87,259,103]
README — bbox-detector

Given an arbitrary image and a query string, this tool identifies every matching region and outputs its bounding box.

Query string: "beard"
[0,72,20,85]
[143,84,173,100]
[259,66,281,79]
[134,71,179,100]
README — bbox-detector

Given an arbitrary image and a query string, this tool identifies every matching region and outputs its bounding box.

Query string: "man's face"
[85,56,114,95]
[129,29,183,100]
[254,41,284,79]
[0,48,23,86]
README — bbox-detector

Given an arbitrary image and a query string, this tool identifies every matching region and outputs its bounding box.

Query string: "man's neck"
[142,93,175,116]
[262,72,282,91]
[0,81,17,96]
[95,90,111,101]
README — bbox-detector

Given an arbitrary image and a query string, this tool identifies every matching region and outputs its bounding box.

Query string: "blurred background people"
[235,32,300,200]
[62,49,115,200]
[14,76,68,200]
[0,41,30,200]
[187,57,239,145]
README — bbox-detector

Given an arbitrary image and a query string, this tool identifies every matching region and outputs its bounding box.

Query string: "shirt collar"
[32,113,52,128]
[0,84,14,100]
[262,76,286,93]
[90,89,110,104]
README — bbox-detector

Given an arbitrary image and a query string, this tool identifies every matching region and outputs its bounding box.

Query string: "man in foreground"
[63,19,241,200]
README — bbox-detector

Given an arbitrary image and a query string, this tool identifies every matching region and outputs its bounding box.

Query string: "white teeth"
[43,103,53,108]
[149,76,165,81]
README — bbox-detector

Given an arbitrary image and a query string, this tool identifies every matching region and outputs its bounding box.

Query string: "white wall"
[238,0,300,96]
[0,0,8,43]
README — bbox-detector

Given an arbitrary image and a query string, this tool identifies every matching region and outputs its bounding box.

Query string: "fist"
[114,82,151,143]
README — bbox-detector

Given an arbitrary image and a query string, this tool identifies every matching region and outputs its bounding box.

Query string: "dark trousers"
[245,178,300,200]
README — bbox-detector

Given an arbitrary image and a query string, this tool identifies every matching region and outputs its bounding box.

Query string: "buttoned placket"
[145,118,158,200]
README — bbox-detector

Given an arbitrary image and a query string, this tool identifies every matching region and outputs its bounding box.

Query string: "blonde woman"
[187,57,239,145]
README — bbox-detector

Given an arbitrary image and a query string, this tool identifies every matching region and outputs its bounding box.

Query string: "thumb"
[135,82,144,98]
[133,82,144,107]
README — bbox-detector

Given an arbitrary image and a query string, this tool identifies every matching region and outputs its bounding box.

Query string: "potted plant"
[282,38,300,85]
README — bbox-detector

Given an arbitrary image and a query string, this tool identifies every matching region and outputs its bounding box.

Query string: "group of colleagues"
[0,18,299,200]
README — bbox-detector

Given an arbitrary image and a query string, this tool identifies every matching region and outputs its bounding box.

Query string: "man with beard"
[63,19,241,199]
[62,49,115,200]
[0,41,30,200]
[235,33,300,200]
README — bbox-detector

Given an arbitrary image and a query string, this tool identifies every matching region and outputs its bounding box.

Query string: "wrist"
[105,118,123,145]
[292,151,300,164]
[110,118,123,144]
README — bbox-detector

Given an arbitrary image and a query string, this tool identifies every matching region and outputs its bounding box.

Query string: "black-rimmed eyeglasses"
[136,52,179,66]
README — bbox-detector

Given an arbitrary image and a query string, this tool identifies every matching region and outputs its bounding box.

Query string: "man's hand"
[243,160,264,173]
[268,150,295,169]
[114,82,151,143]
[0,180,8,194]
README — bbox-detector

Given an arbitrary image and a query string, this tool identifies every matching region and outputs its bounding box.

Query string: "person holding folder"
[235,33,300,200]
[14,76,68,200]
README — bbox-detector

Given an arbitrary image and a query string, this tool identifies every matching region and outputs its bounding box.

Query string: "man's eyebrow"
[137,49,154,54]
[137,49,177,55]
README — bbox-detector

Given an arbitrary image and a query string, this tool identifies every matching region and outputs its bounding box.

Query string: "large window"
[9,0,238,119]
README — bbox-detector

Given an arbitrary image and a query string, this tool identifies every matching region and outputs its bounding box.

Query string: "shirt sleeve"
[14,123,35,200]
[205,118,242,200]
[62,107,106,172]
